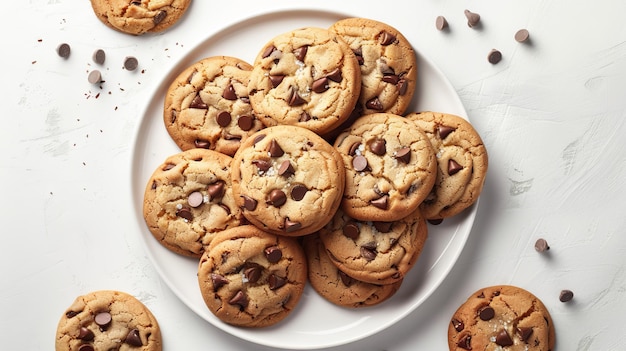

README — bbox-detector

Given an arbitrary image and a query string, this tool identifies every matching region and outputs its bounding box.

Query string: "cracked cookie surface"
[334,113,437,222]
[56,290,162,351]
[90,0,191,35]
[143,148,243,257]
[197,225,307,327]
[448,285,556,351]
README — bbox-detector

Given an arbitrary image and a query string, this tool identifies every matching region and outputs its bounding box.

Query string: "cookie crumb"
[534,238,550,252]
[487,49,502,64]
[57,43,71,58]
[559,289,574,302]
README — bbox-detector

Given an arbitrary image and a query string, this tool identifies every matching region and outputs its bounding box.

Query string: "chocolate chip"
[244,266,262,283]
[360,245,377,261]
[299,112,311,122]
[218,203,231,215]
[267,139,284,157]
[176,206,193,221]
[448,159,463,175]
[428,218,444,225]
[457,335,471,350]
[451,318,464,332]
[78,345,94,351]
[435,16,448,31]
[92,49,106,65]
[353,47,364,65]
[379,30,396,45]
[515,29,530,43]
[190,94,207,109]
[312,77,329,93]
[373,221,393,233]
[338,270,354,286]
[464,9,481,28]
[94,312,112,328]
[352,155,368,172]
[194,139,210,149]
[370,139,386,156]
[348,142,361,156]
[78,327,94,341]
[370,194,389,210]
[495,329,513,346]
[284,218,302,233]
[211,273,229,289]
[268,189,287,207]
[397,78,408,95]
[269,75,285,88]
[534,238,550,252]
[365,97,384,111]
[87,70,102,84]
[125,329,143,346]
[382,74,399,85]
[170,110,178,123]
[252,159,271,172]
[124,56,139,71]
[326,68,342,82]
[229,290,248,308]
[394,147,411,163]
[343,222,360,239]
[187,191,204,207]
[488,49,502,64]
[278,160,295,177]
[253,134,266,145]
[559,289,574,302]
[288,87,306,106]
[216,111,231,127]
[290,184,308,201]
[269,274,286,290]
[207,181,225,199]
[438,125,456,139]
[237,115,254,131]
[222,84,237,100]
[241,195,258,211]
[153,10,167,25]
[478,306,495,321]
[57,43,71,58]
[293,45,308,61]
[262,45,277,59]
[264,246,282,263]
[516,327,533,342]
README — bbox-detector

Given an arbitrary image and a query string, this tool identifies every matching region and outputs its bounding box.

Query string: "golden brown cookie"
[231,125,345,237]
[302,234,403,308]
[143,148,243,257]
[197,225,307,327]
[164,56,264,156]
[90,0,191,35]
[247,27,361,135]
[56,290,162,351]
[334,113,437,222]
[448,285,556,351]
[406,111,488,220]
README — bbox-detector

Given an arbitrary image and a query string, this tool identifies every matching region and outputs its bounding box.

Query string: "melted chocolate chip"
[66,310,79,318]
[267,139,284,157]
[78,345,94,351]
[269,274,286,290]
[241,195,258,211]
[229,290,248,308]
[244,266,262,284]
[343,222,360,239]
[194,139,210,149]
[268,189,287,207]
[394,147,411,163]
[397,78,408,95]
[360,242,377,261]
[222,84,237,100]
[176,206,193,221]
[216,111,231,127]
[278,160,295,177]
[312,77,329,93]
[373,221,393,233]
[125,329,143,346]
[495,329,514,346]
[78,327,94,341]
[211,273,229,289]
[153,10,167,25]
[207,181,225,199]
[517,327,534,342]
[478,306,495,321]
[338,270,354,286]
[293,45,308,61]
[353,47,364,65]
[269,75,285,88]
[438,125,456,139]
[370,194,389,210]
[370,139,386,155]
[190,94,207,109]
[326,68,342,82]
[365,97,384,111]
[264,246,282,263]
[299,112,311,122]
[290,184,308,201]
[284,218,302,233]
[448,159,463,175]
[288,87,306,106]
[252,159,271,172]
[170,110,177,123]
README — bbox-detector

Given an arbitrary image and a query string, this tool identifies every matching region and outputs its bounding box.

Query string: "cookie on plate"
[303,233,403,308]
[406,111,488,220]
[164,56,264,156]
[231,125,345,237]
[247,26,361,135]
[143,148,243,257]
[329,17,417,116]
[318,207,428,285]
[448,285,556,351]
[197,225,307,327]
[333,113,437,222]
[90,0,192,35]
[56,290,162,351]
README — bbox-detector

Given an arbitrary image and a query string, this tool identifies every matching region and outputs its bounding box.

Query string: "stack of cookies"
[142,17,488,327]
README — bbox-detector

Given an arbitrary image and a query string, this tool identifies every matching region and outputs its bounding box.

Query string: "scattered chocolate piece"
[229,290,248,308]
[488,49,502,64]
[370,139,386,156]
[207,181,225,199]
[559,289,574,302]
[515,29,530,43]
[57,43,71,58]
[478,306,495,321]
[244,266,262,283]
[124,56,139,71]
[268,189,287,207]
[78,327,94,341]
[534,238,550,252]
[125,329,143,346]
[457,335,471,350]
[264,246,282,263]
[241,195,258,211]
[216,111,231,127]
[464,9,481,28]
[176,205,193,221]
[87,70,102,84]
[448,159,464,175]
[352,155,368,172]
[394,147,411,163]
[435,16,448,31]
[290,184,308,201]
[237,115,254,131]
[94,312,112,328]
[222,83,237,100]
[495,328,514,346]
[269,274,286,290]
[187,191,204,207]
[516,327,533,342]
[211,273,229,289]
[267,139,284,157]
[92,49,106,65]
[343,222,360,239]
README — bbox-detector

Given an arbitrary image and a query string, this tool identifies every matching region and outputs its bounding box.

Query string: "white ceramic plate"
[130,9,476,350]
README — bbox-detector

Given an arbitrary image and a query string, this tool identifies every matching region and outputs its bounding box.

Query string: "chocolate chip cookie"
[406,111,488,220]
[334,113,437,222]
[303,233,403,308]
[317,207,428,285]
[329,17,417,116]
[231,125,345,236]
[197,225,307,327]
[143,148,243,257]
[247,27,361,135]
[90,0,191,35]
[164,56,264,156]
[448,285,556,351]
[56,290,162,351]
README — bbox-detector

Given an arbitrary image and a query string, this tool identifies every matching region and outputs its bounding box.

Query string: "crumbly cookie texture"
[143,148,243,257]
[56,290,162,351]
[334,113,437,222]
[90,0,191,35]
[231,125,345,237]
[247,27,361,135]
[303,233,403,308]
[318,207,428,285]
[406,111,488,220]
[197,225,307,327]
[329,17,418,116]
[448,285,556,351]
[164,56,264,156]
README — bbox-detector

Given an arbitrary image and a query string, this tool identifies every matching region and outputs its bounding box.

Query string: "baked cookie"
[231,125,345,237]
[448,285,556,351]
[329,17,417,116]
[334,113,437,222]
[164,56,264,156]
[197,225,307,327]
[247,27,361,135]
[303,233,403,308]
[56,290,162,351]
[406,111,488,220]
[90,0,191,35]
[143,148,243,257]
[318,207,428,285]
